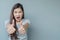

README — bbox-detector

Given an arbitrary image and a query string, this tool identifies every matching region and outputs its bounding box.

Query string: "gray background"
[0,0,60,40]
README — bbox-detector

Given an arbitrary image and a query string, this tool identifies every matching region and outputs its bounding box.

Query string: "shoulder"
[22,19,30,25]
[5,19,10,27]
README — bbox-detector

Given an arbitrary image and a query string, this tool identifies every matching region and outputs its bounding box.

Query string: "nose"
[16,13,19,16]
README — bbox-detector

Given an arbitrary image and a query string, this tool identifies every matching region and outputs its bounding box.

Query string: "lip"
[16,17,20,19]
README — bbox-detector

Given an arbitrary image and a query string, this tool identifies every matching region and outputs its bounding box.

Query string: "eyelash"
[14,12,22,14]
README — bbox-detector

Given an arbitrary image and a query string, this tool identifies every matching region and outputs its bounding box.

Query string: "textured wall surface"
[0,0,60,40]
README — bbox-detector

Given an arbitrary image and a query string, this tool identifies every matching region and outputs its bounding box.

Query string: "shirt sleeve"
[5,20,9,28]
[22,19,30,25]
[5,20,10,36]
[5,20,11,40]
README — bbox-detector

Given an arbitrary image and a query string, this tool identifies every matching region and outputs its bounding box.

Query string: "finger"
[21,29,26,34]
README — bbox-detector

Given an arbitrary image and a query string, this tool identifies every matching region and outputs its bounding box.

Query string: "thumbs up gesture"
[18,21,26,34]
[6,20,16,34]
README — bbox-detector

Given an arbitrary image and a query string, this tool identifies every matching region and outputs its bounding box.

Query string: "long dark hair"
[9,3,24,40]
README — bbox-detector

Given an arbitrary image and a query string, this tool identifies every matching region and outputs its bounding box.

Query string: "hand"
[18,21,26,34]
[6,20,16,34]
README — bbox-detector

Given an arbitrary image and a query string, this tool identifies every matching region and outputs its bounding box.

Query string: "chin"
[16,19,20,22]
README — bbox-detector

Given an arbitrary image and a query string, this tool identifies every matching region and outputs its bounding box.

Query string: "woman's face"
[13,8,23,22]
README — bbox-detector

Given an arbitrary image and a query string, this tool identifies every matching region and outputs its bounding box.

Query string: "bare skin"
[6,20,16,34]
[6,8,29,35]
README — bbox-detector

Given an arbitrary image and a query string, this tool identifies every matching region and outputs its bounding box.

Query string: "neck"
[16,19,22,24]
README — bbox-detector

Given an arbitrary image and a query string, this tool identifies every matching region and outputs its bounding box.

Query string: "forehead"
[14,8,22,11]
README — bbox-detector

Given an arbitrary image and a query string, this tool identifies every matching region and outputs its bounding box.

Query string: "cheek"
[20,13,23,17]
[14,14,17,18]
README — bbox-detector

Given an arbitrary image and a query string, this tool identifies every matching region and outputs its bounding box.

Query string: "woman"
[5,3,30,40]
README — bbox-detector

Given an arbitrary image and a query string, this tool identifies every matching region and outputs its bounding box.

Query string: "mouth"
[16,17,20,19]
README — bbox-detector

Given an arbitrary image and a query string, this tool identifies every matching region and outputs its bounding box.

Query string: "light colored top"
[5,19,30,40]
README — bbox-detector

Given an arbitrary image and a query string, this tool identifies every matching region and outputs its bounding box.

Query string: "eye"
[19,11,22,13]
[14,11,17,14]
